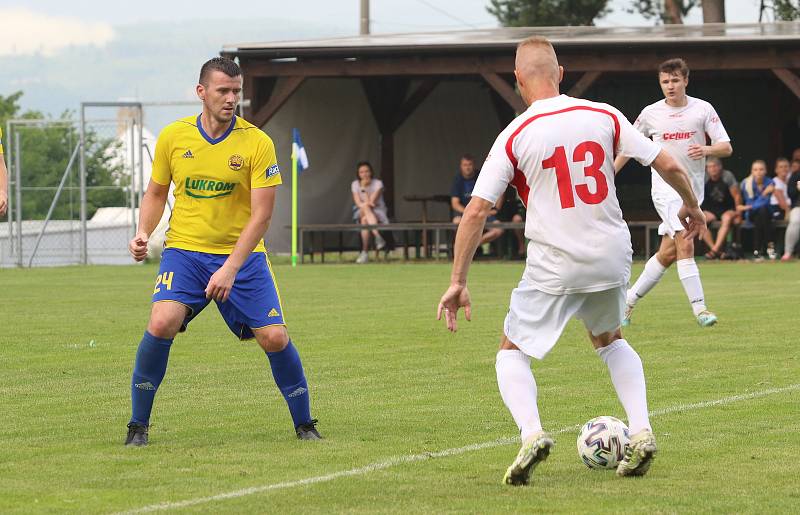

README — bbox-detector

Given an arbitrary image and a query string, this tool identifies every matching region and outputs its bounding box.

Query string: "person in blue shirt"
[740,160,776,259]
[450,154,503,248]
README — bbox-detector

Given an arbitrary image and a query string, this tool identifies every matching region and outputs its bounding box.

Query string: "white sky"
[0,0,766,56]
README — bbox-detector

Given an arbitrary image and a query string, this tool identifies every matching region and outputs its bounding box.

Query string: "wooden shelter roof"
[222,23,800,214]
[223,22,800,59]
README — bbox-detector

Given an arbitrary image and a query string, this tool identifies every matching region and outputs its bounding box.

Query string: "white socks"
[626,255,666,306]
[676,258,706,315]
[496,349,542,441]
[497,343,652,439]
[628,255,708,316]
[596,339,651,434]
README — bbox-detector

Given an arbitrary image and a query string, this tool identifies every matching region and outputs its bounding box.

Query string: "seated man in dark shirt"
[451,154,503,246]
[701,157,742,259]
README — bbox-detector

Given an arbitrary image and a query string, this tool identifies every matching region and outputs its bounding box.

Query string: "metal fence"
[1,102,144,267]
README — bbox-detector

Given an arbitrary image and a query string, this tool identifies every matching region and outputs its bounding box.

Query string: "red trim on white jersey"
[504,105,620,208]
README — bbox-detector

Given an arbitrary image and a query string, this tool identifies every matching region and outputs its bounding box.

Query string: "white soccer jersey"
[634,95,730,204]
[472,95,661,295]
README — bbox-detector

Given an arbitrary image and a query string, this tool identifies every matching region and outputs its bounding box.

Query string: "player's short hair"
[775,157,789,166]
[516,36,555,53]
[356,160,374,178]
[199,57,241,85]
[460,154,475,163]
[752,159,767,169]
[706,157,722,167]
[658,58,690,79]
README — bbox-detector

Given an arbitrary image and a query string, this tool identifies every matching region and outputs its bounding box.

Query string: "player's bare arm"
[129,180,169,262]
[438,196,494,331]
[650,149,706,239]
[614,155,631,175]
[687,141,733,160]
[0,152,8,216]
[205,186,276,303]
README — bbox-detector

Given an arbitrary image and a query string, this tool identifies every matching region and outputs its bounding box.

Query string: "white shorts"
[503,282,625,360]
[653,195,684,238]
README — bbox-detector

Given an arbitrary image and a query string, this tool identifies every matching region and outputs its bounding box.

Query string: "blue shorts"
[152,248,285,340]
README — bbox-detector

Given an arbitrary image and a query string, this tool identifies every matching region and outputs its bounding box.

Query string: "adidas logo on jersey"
[183,149,194,158]
[268,308,280,317]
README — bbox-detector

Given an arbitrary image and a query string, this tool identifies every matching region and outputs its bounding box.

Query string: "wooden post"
[772,68,800,100]
[480,72,526,113]
[249,76,306,128]
[362,78,438,217]
[567,71,602,98]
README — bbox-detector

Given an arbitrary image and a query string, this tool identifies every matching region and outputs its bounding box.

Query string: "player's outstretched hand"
[128,232,149,262]
[678,204,707,240]
[206,264,237,303]
[437,284,472,332]
[0,190,7,217]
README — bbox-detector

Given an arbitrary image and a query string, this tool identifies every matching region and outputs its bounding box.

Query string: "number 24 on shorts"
[543,141,608,209]
[153,271,174,294]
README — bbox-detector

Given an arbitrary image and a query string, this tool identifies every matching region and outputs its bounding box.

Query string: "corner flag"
[292,128,309,172]
[291,129,309,267]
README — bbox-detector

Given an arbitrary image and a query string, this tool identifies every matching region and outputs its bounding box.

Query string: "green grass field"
[1,260,799,514]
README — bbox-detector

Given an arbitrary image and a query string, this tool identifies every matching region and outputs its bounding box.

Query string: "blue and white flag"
[292,128,309,172]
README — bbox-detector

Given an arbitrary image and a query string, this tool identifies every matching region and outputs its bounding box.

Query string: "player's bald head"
[515,37,560,85]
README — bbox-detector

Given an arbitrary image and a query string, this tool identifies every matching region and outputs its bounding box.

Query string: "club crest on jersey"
[228,154,244,171]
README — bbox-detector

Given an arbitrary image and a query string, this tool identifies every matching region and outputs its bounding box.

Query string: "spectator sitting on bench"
[351,160,389,264]
[450,154,503,250]
[740,160,776,260]
[701,157,742,259]
[496,185,526,256]
[770,157,791,221]
[781,158,800,261]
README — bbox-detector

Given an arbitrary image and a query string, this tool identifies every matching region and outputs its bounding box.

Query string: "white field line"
[120,383,800,514]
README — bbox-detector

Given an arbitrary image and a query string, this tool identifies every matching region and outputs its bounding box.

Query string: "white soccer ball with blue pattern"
[576,416,630,469]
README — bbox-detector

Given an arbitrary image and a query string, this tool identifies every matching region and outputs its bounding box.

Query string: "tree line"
[487,0,800,26]
[1,91,127,221]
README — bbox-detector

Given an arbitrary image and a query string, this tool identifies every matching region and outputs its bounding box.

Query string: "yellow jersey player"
[0,126,8,216]
[125,57,320,446]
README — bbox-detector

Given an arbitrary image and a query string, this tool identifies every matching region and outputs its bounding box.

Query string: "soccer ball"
[576,416,630,469]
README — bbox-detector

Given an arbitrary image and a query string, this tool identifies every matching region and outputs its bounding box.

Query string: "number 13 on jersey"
[542,141,609,209]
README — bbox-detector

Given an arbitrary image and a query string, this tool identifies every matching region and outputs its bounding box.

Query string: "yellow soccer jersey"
[0,126,4,154]
[151,115,281,254]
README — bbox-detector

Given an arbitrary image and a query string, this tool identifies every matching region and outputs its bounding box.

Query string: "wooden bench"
[297,222,523,263]
[296,220,791,263]
[298,221,665,263]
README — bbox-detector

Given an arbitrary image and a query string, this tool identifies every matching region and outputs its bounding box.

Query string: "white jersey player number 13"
[474,99,660,296]
[437,37,705,487]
